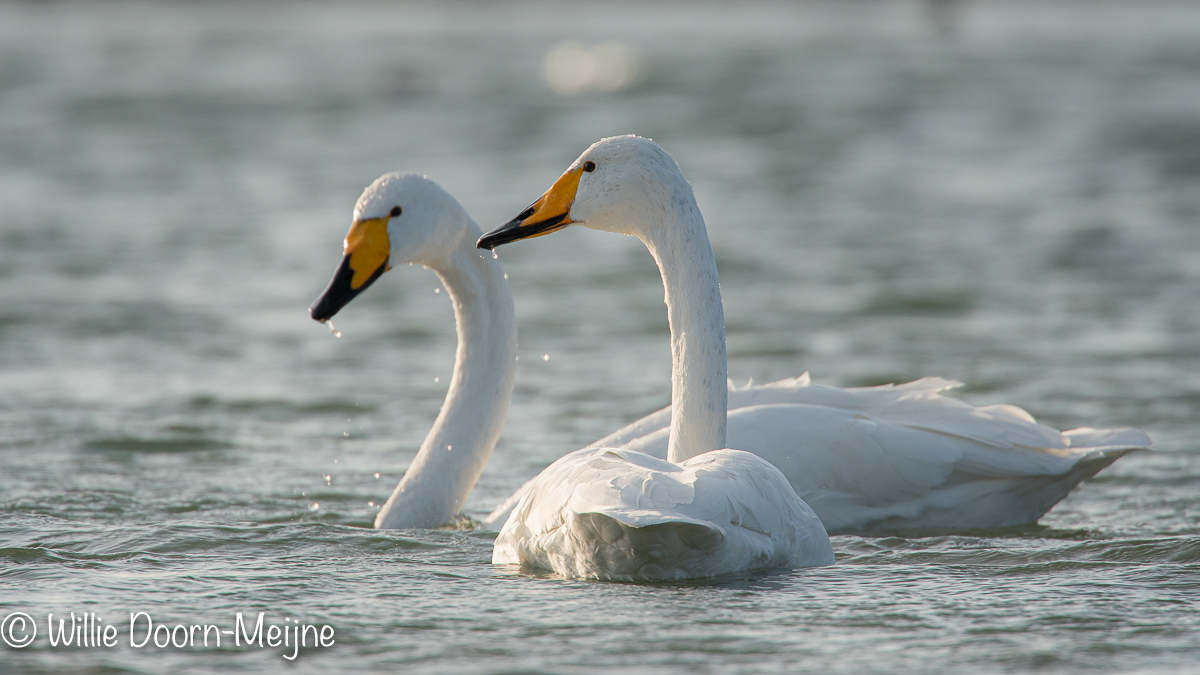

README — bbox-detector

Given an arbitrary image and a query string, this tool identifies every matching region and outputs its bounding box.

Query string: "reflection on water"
[543,41,641,96]
[1,1,1199,673]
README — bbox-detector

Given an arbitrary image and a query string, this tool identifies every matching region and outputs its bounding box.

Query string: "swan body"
[488,374,1149,534]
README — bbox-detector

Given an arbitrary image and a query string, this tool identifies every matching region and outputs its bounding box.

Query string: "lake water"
[2,1,1199,672]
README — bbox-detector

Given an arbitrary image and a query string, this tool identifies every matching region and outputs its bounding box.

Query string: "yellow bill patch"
[343,217,391,289]
[524,165,584,228]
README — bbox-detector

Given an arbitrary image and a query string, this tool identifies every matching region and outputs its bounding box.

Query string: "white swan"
[311,162,1149,538]
[478,138,833,580]
[476,135,1152,543]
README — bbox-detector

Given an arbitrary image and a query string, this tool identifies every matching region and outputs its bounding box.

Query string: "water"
[2,1,1199,672]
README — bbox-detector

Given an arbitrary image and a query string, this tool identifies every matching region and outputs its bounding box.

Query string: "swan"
[310,172,518,529]
[478,139,833,580]
[476,134,1151,540]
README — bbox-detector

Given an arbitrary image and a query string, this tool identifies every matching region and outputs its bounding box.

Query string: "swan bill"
[310,216,391,322]
[309,252,390,322]
[477,211,570,249]
[477,165,584,249]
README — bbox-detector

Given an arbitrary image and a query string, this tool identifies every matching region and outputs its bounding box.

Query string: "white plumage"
[478,135,1147,579]
[493,446,833,581]
[489,374,1148,534]
[313,153,1148,578]
[480,134,832,581]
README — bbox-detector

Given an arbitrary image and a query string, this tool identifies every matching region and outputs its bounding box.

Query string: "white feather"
[488,375,1148,534]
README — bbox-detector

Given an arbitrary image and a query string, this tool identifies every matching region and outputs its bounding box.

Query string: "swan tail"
[1072,446,1142,480]
[1062,426,1153,451]
[1062,427,1151,479]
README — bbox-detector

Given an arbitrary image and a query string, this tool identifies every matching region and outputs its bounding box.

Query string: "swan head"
[311,172,470,322]
[477,135,690,249]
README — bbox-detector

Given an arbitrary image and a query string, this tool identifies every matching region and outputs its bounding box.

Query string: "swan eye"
[389,206,402,218]
[582,161,596,173]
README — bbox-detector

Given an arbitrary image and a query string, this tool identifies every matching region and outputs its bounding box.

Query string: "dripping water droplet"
[324,320,342,338]
[492,250,499,260]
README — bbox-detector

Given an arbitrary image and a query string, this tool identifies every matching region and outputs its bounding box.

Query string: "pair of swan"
[310,135,1149,580]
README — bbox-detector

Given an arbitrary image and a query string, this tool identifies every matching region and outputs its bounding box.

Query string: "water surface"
[2,1,1199,672]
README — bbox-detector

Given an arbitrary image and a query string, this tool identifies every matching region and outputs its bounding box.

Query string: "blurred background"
[2,1,1198,673]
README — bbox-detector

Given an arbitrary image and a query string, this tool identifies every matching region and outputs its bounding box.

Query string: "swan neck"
[374,221,517,529]
[640,192,727,463]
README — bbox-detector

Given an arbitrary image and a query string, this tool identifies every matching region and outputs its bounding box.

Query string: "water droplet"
[333,459,339,463]
[323,473,332,485]
[434,376,440,383]
[542,353,550,361]
[373,472,380,479]
[368,501,376,507]
[324,320,342,339]
[308,502,320,511]
[343,431,349,437]
[434,287,441,294]
[492,250,499,260]
[503,273,509,280]
[515,355,520,361]
[446,444,453,451]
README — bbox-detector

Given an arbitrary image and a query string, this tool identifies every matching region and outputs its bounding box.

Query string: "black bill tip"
[476,212,568,250]
[310,254,386,323]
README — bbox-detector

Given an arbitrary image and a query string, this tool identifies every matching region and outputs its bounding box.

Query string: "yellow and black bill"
[476,165,584,250]
[309,216,391,322]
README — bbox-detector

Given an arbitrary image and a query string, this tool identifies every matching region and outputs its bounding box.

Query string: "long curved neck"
[637,189,727,463]
[375,221,517,529]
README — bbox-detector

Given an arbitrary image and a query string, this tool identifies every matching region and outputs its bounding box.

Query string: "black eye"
[389,206,402,218]
[582,161,596,173]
